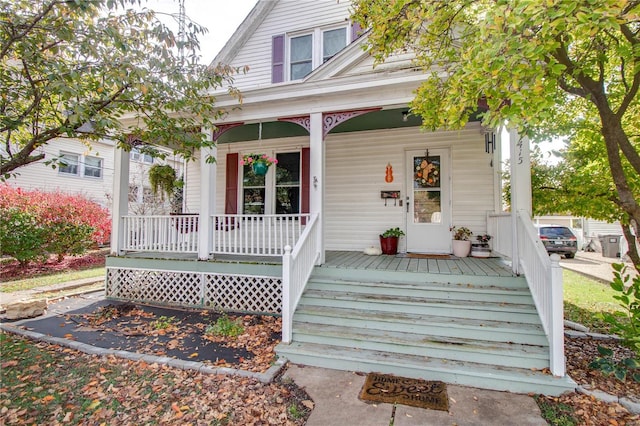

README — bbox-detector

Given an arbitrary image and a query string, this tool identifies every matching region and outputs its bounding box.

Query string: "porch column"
[198,140,216,260]
[509,128,532,274]
[309,112,325,264]
[110,145,130,256]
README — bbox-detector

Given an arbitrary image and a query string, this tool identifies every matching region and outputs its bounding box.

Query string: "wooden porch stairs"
[276,267,576,396]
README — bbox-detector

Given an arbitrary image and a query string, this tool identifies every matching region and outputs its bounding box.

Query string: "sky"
[145,0,259,64]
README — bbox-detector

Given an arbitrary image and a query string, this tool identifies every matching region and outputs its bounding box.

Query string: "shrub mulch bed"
[1,249,107,282]
[15,299,281,373]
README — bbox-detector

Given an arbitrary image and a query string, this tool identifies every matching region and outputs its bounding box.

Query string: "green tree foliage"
[0,0,242,177]
[352,0,640,269]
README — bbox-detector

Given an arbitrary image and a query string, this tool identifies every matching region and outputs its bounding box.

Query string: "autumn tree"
[352,0,640,270]
[1,0,240,177]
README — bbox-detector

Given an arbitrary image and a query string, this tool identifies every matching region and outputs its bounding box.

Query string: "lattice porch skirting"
[106,267,282,314]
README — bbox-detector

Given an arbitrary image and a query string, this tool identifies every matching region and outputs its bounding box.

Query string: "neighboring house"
[5,137,183,213]
[107,0,574,395]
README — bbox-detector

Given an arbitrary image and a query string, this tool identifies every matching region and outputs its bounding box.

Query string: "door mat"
[403,253,452,260]
[359,373,449,411]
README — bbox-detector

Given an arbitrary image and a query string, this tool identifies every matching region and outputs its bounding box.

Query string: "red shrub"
[0,184,111,246]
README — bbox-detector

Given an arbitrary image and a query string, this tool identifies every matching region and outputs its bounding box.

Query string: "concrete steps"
[276,269,575,395]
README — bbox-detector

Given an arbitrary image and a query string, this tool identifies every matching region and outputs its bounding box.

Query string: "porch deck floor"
[322,251,516,277]
[120,251,515,277]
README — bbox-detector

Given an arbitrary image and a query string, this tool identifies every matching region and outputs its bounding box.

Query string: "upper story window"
[285,25,348,81]
[130,147,154,164]
[290,34,313,80]
[59,152,79,175]
[58,151,103,179]
[322,27,347,63]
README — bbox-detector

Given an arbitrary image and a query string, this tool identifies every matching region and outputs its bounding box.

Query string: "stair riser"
[293,314,549,346]
[299,298,541,324]
[306,283,535,305]
[291,332,548,369]
[311,269,528,289]
[278,350,571,396]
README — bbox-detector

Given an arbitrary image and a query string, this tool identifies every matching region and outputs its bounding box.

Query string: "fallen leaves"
[0,333,310,425]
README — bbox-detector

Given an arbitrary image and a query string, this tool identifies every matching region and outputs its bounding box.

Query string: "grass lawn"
[1,267,106,293]
[563,268,623,333]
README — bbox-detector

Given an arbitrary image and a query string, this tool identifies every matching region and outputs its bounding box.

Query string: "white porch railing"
[122,215,199,253]
[281,213,320,343]
[516,211,565,377]
[211,214,310,256]
[487,212,512,257]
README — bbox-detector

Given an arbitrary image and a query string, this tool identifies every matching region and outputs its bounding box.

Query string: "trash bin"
[598,234,621,258]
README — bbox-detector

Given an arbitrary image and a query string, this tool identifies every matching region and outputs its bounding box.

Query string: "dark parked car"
[537,225,578,258]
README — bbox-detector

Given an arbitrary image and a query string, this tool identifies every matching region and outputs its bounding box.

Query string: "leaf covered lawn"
[0,333,311,425]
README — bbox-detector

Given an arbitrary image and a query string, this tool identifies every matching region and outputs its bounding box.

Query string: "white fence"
[516,211,565,377]
[282,214,320,343]
[121,214,310,256]
[487,212,512,257]
[122,215,199,253]
[211,214,310,256]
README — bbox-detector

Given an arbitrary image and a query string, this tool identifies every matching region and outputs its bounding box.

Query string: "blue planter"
[252,161,269,176]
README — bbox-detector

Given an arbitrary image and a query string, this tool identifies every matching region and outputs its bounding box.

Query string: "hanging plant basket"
[241,153,277,176]
[148,164,177,200]
[252,161,269,176]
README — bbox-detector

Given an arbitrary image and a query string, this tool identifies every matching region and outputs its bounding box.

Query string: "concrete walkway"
[560,251,636,283]
[284,365,546,426]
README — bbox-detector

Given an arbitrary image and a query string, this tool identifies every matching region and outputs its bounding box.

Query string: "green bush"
[44,221,95,262]
[600,263,640,353]
[0,208,47,265]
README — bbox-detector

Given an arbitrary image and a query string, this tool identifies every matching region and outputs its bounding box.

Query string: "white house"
[6,137,183,213]
[107,0,574,395]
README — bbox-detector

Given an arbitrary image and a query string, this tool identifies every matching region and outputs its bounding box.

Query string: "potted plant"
[241,153,278,176]
[379,227,405,255]
[451,226,472,257]
[471,234,492,258]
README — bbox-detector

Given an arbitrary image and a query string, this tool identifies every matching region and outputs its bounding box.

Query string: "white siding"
[185,123,495,252]
[6,138,182,212]
[324,124,494,251]
[225,0,352,90]
[6,138,115,208]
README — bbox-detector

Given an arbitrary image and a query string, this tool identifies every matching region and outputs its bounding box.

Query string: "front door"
[405,149,451,253]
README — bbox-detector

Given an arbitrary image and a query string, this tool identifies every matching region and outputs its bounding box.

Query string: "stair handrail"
[516,210,565,377]
[282,213,320,344]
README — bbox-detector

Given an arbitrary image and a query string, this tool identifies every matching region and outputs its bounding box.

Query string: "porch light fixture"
[402,111,409,122]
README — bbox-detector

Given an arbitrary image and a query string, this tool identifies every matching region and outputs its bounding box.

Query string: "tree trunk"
[621,222,640,268]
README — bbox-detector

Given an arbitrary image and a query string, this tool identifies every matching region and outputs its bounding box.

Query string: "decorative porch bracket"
[278,107,382,139]
[212,122,245,141]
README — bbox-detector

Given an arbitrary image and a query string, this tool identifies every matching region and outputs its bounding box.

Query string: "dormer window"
[290,34,313,80]
[322,27,347,63]
[273,24,350,82]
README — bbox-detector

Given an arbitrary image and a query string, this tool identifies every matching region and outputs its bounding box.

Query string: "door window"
[412,155,441,223]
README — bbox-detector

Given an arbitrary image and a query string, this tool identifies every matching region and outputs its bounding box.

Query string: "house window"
[287,26,348,80]
[241,152,301,215]
[322,27,347,62]
[83,156,103,178]
[59,153,79,175]
[290,34,313,80]
[275,153,300,214]
[130,147,153,164]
